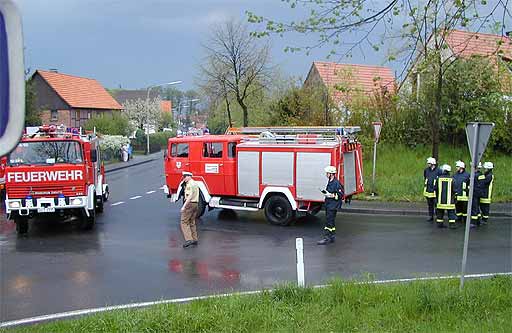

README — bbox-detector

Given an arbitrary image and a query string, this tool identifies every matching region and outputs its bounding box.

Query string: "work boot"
[317,237,332,245]
[437,223,446,229]
[182,240,195,248]
[329,235,336,243]
[481,219,488,226]
[449,223,457,229]
[426,217,434,222]
[191,240,199,246]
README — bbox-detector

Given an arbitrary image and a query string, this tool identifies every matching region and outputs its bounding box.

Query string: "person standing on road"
[452,160,470,223]
[434,164,457,229]
[478,162,494,225]
[470,163,483,227]
[180,171,199,248]
[317,166,344,245]
[423,157,441,222]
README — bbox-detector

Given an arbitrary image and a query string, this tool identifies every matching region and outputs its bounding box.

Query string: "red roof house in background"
[31,70,123,127]
[160,100,172,113]
[304,61,396,105]
[443,30,512,60]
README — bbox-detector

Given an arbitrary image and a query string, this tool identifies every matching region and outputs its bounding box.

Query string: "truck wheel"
[264,195,295,226]
[80,208,96,230]
[96,194,104,213]
[103,186,109,202]
[15,217,29,234]
[197,194,206,218]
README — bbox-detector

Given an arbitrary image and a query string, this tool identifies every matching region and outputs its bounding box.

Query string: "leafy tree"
[159,111,175,130]
[123,97,162,131]
[84,113,132,136]
[25,80,41,126]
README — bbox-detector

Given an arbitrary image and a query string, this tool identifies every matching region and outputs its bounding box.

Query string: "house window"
[203,142,223,158]
[171,143,189,158]
[51,110,58,121]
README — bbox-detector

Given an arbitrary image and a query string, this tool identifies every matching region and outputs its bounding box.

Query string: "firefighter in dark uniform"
[423,157,442,222]
[317,165,344,245]
[452,160,469,223]
[478,162,494,225]
[434,164,457,229]
[470,163,483,227]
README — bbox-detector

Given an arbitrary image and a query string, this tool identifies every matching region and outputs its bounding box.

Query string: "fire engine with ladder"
[4,125,109,234]
[163,126,364,226]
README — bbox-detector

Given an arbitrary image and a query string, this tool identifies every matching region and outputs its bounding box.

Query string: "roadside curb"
[105,158,158,173]
[341,207,511,218]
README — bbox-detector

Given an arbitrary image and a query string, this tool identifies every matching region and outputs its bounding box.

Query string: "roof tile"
[445,30,512,59]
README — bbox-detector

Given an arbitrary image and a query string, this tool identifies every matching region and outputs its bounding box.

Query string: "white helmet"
[477,162,482,168]
[455,160,465,169]
[441,164,451,172]
[324,166,337,174]
[483,161,493,169]
[426,157,436,165]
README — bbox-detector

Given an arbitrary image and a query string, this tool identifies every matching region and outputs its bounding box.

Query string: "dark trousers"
[471,195,481,223]
[436,208,456,225]
[426,197,436,218]
[324,209,337,237]
[455,200,468,221]
[480,202,490,222]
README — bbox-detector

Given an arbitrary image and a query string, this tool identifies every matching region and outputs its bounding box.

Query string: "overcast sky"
[16,0,400,90]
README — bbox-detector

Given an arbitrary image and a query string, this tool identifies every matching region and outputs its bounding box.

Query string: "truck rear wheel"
[264,195,295,226]
[80,208,96,230]
[15,217,29,234]
[103,186,109,202]
[96,194,104,213]
[197,194,206,218]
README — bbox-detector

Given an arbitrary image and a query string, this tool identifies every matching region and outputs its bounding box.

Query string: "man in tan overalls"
[180,171,199,248]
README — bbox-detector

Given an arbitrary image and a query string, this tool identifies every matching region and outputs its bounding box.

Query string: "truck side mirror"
[90,149,98,163]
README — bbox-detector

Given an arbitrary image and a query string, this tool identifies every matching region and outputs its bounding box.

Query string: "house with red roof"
[30,70,123,128]
[303,61,396,106]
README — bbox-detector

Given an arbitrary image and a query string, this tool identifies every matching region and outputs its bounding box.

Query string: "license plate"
[37,207,55,213]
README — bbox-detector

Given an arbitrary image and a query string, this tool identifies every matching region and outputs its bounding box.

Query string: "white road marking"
[129,196,142,200]
[1,271,510,328]
[111,201,124,206]
[146,190,156,194]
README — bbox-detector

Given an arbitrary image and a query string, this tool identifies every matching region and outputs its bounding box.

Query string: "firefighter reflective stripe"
[456,212,463,216]
[423,179,436,198]
[478,175,485,180]
[449,220,456,223]
[436,219,444,223]
[324,227,336,232]
[479,176,493,204]
[458,182,468,201]
[437,177,455,209]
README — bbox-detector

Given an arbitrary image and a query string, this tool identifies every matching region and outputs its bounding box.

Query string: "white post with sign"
[296,238,305,287]
[371,122,382,196]
[460,122,494,290]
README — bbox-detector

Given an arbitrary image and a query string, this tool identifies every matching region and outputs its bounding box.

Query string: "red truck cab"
[4,126,109,234]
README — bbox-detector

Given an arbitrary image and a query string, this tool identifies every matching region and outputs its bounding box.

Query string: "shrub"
[84,113,132,136]
[99,135,130,161]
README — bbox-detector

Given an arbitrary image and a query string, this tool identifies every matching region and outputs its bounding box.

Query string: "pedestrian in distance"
[317,165,344,245]
[180,171,199,248]
[434,164,457,229]
[423,157,442,222]
[478,162,494,226]
[452,160,470,223]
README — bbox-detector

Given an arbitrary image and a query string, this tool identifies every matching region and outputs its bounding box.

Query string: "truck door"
[223,141,237,195]
[168,142,190,190]
[201,141,225,195]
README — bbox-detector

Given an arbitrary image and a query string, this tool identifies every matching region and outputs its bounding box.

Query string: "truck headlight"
[8,201,21,208]
[71,198,83,206]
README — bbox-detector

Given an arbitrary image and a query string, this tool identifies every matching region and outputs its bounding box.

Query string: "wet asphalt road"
[0,159,511,322]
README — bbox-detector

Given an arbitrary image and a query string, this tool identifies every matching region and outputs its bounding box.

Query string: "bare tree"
[200,20,272,127]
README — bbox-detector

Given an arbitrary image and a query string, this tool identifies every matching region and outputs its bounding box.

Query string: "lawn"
[361,143,512,202]
[4,276,511,332]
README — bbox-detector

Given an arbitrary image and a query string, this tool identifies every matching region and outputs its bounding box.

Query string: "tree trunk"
[238,98,249,127]
[224,95,233,127]
[431,58,443,161]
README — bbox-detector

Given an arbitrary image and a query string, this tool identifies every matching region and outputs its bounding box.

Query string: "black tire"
[103,186,109,202]
[264,195,295,226]
[15,216,29,234]
[197,194,206,218]
[96,194,104,213]
[80,208,96,230]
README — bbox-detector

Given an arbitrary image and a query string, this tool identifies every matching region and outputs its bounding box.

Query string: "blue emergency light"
[0,0,24,156]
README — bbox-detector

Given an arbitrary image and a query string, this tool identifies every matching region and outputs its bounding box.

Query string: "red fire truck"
[4,125,109,234]
[163,127,364,226]
[0,156,6,199]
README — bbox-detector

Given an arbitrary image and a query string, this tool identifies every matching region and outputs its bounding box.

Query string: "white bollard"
[296,238,305,287]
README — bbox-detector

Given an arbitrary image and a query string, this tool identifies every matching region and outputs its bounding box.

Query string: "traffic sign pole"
[371,122,382,196]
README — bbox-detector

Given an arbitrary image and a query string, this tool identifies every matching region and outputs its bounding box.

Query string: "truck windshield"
[8,141,84,165]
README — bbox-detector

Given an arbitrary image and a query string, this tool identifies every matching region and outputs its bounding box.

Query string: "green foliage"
[84,113,132,136]
[149,131,174,147]
[159,111,175,130]
[10,276,512,332]
[25,80,41,126]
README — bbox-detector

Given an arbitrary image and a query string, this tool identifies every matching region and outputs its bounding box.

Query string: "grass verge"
[361,143,512,202]
[4,276,512,333]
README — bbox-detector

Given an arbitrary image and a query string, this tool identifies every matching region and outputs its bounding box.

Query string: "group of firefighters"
[423,157,495,229]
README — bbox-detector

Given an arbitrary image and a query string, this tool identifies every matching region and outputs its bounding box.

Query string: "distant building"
[31,70,123,128]
[304,61,396,106]
[111,89,172,113]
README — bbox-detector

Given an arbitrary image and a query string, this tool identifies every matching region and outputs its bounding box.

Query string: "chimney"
[49,68,58,73]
